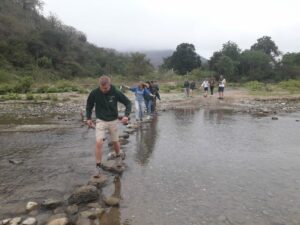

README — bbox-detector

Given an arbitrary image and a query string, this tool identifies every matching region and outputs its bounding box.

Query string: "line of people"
[184,75,226,99]
[123,80,160,121]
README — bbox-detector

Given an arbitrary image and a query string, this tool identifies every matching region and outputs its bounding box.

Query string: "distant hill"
[142,50,173,68]
[142,50,208,68]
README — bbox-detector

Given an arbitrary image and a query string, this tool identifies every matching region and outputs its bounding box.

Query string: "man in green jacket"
[86,75,131,174]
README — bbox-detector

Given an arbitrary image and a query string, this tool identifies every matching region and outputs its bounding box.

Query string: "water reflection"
[134,115,158,165]
[100,176,122,225]
[174,107,196,125]
[203,108,234,124]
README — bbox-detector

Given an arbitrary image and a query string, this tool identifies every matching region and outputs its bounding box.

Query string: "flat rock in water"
[8,217,22,225]
[21,217,37,225]
[26,202,38,211]
[65,205,78,215]
[124,129,135,134]
[46,218,69,225]
[41,199,62,210]
[80,208,104,220]
[102,160,126,174]
[2,219,11,225]
[88,174,108,188]
[68,185,99,205]
[104,197,120,206]
[86,203,102,208]
[8,159,23,165]
[119,133,129,139]
[272,117,279,120]
[119,138,129,145]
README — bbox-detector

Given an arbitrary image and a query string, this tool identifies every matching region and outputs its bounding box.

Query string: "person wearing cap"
[86,75,132,174]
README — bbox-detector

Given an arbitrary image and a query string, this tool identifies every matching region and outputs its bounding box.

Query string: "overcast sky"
[42,0,300,58]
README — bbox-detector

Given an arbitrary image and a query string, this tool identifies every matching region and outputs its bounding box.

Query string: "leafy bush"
[278,79,300,93]
[14,76,33,93]
[243,81,264,91]
[2,93,22,100]
[26,93,34,100]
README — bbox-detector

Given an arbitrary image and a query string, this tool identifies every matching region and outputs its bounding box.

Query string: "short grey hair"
[99,75,111,86]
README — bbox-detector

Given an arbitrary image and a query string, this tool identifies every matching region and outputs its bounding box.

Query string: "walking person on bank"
[218,75,226,99]
[201,78,209,97]
[86,75,131,174]
[209,76,215,95]
[184,80,190,97]
[190,80,196,97]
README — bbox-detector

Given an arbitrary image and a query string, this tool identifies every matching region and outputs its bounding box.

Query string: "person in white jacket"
[201,78,209,97]
[218,75,226,99]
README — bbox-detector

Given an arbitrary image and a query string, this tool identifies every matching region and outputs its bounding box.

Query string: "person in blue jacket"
[124,82,153,121]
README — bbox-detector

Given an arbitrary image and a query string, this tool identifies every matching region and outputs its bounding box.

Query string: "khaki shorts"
[96,119,119,142]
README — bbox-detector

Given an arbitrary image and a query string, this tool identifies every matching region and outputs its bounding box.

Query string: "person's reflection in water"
[135,115,158,165]
[100,175,124,225]
[174,107,196,125]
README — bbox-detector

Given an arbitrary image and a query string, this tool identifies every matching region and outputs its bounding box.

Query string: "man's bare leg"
[96,138,104,164]
[113,141,120,155]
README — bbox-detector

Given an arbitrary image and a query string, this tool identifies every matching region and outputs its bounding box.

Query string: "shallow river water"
[1,109,300,225]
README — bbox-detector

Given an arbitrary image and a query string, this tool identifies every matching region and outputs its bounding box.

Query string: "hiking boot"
[107,152,117,160]
[94,163,103,176]
[116,151,126,160]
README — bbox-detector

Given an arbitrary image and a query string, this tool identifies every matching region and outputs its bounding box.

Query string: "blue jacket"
[130,87,151,101]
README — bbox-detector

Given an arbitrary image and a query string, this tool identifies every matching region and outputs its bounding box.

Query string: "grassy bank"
[1,69,300,101]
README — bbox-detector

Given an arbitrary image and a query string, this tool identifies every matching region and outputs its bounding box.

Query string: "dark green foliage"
[0,0,153,80]
[163,43,201,75]
[250,36,280,59]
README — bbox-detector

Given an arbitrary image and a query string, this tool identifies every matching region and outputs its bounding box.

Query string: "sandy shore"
[0,88,300,122]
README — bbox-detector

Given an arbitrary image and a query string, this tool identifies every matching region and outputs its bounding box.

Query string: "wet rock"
[119,133,129,139]
[126,124,139,129]
[104,197,120,206]
[296,120,300,122]
[86,203,102,208]
[65,205,78,215]
[41,199,63,210]
[46,217,69,225]
[119,138,129,145]
[8,159,23,165]
[53,207,65,214]
[2,219,11,225]
[8,217,22,225]
[68,185,99,205]
[80,208,104,220]
[26,202,38,211]
[21,217,37,225]
[272,117,279,120]
[88,174,108,188]
[124,128,135,134]
[102,160,126,174]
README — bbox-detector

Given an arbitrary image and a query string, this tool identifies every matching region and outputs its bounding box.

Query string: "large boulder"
[26,202,38,212]
[41,199,63,210]
[21,218,37,225]
[102,160,126,174]
[88,175,108,188]
[68,185,99,205]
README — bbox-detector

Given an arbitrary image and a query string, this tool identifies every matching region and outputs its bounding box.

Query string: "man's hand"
[86,119,95,128]
[122,116,129,125]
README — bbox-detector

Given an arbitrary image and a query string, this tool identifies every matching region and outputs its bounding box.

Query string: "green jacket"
[86,85,131,121]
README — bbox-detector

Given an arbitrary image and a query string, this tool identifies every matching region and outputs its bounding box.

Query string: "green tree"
[214,55,235,78]
[250,36,280,60]
[239,50,273,81]
[164,43,201,75]
[280,52,300,79]
[126,53,154,76]
[222,41,241,61]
